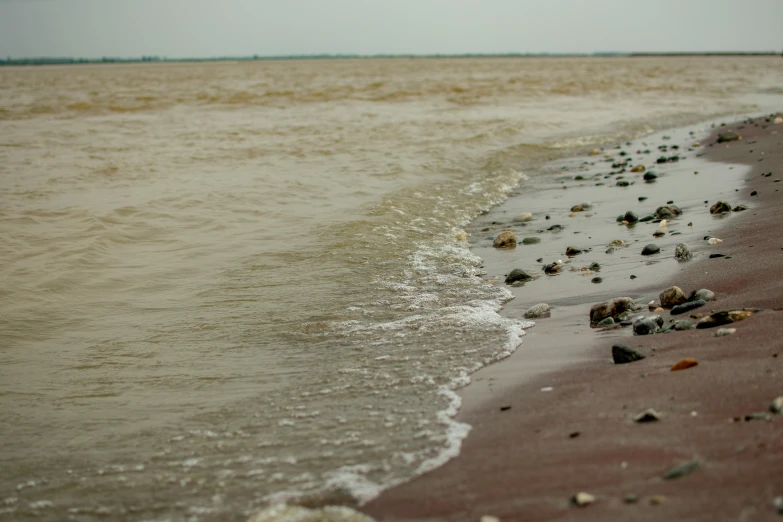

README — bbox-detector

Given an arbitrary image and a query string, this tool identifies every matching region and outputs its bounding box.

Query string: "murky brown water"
[1,56,781,520]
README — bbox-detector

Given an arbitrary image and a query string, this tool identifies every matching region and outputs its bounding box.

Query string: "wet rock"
[715,328,736,337]
[707,237,723,245]
[565,246,584,256]
[650,495,667,506]
[616,180,631,187]
[521,237,541,245]
[493,230,516,248]
[605,247,616,254]
[663,460,699,480]
[709,253,726,259]
[732,205,747,212]
[634,408,661,423]
[590,148,601,155]
[671,358,698,371]
[641,244,660,256]
[624,493,639,504]
[589,262,601,271]
[639,214,655,222]
[674,242,692,261]
[710,201,732,214]
[674,320,694,331]
[631,165,645,173]
[571,492,596,507]
[633,316,661,335]
[571,204,585,212]
[655,205,682,220]
[745,412,771,421]
[591,276,603,284]
[548,224,564,231]
[770,396,783,414]
[608,239,626,247]
[659,286,686,308]
[612,344,645,364]
[653,230,665,238]
[774,496,783,515]
[696,309,758,328]
[505,268,534,284]
[717,131,741,143]
[524,303,551,319]
[671,300,706,315]
[513,212,534,222]
[643,171,658,181]
[544,260,563,274]
[623,210,639,223]
[590,297,636,325]
[597,317,615,327]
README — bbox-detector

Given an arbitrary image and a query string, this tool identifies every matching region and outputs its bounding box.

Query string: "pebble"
[493,230,516,248]
[707,237,723,244]
[624,493,639,504]
[524,303,551,319]
[715,328,736,337]
[775,496,783,515]
[631,165,645,173]
[591,277,603,284]
[660,286,687,308]
[717,131,741,143]
[653,230,665,238]
[697,309,757,328]
[634,408,661,423]
[674,242,692,261]
[505,268,534,284]
[688,288,715,302]
[565,246,583,256]
[674,320,694,330]
[733,205,748,211]
[589,297,636,325]
[643,171,658,181]
[671,300,706,315]
[513,212,534,222]
[641,244,660,256]
[649,495,667,506]
[709,253,726,259]
[655,204,682,219]
[571,492,596,507]
[633,316,661,335]
[623,210,639,223]
[480,516,501,522]
[663,460,699,480]
[612,344,645,364]
[597,317,615,327]
[771,396,783,414]
[671,358,698,371]
[710,201,732,214]
[544,260,563,274]
[521,237,541,245]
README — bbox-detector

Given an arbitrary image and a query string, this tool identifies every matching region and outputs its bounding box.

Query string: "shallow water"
[1,57,781,520]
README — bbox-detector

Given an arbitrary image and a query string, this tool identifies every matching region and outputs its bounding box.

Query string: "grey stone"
[524,303,551,319]
[769,396,783,414]
[671,300,706,315]
[717,131,741,143]
[590,297,636,325]
[655,205,682,220]
[673,320,694,330]
[663,460,699,480]
[521,237,541,245]
[641,244,660,256]
[623,210,639,223]
[688,289,715,302]
[612,344,645,364]
[633,316,659,335]
[597,317,615,327]
[505,269,534,284]
[674,242,692,261]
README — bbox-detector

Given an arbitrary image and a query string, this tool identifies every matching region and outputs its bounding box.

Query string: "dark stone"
[751,190,758,196]
[710,201,732,214]
[633,316,659,335]
[623,210,639,223]
[638,196,648,201]
[732,205,747,212]
[641,244,660,256]
[630,274,637,279]
[717,132,741,143]
[590,297,636,325]
[596,317,615,327]
[566,246,583,256]
[671,300,706,315]
[639,215,655,222]
[544,261,563,274]
[709,253,726,258]
[643,171,658,181]
[589,262,601,271]
[697,309,759,328]
[500,405,511,411]
[663,460,699,480]
[612,344,645,364]
[521,237,541,245]
[591,276,603,284]
[548,224,564,231]
[634,408,661,422]
[505,268,534,284]
[605,247,616,254]
[616,180,631,187]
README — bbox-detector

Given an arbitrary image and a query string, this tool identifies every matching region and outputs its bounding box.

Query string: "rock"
[590,148,601,155]
[663,460,699,480]
[717,131,741,143]
[659,286,686,308]
[696,309,758,328]
[655,205,682,220]
[709,253,726,259]
[571,492,596,507]
[634,408,661,423]
[612,344,645,364]
[641,244,660,256]
[639,214,655,222]
[608,239,626,247]
[643,171,658,181]
[674,242,692,261]
[710,201,732,214]
[715,328,736,337]
[775,116,783,124]
[597,317,615,327]
[623,210,639,223]
[588,262,601,271]
[565,246,583,256]
[653,230,665,238]
[524,303,551,319]
[605,247,615,254]
[616,180,630,187]
[769,396,783,415]
[513,212,534,222]
[733,205,748,212]
[649,495,667,506]
[671,300,706,315]
[480,517,501,522]
[521,237,541,245]
[571,205,584,212]
[774,496,783,515]
[548,224,564,231]
[493,230,516,248]
[674,320,694,331]
[590,297,636,325]
[543,260,564,274]
[505,269,534,284]
[631,165,645,173]
[624,493,639,504]
[671,358,698,371]
[633,316,660,335]
[745,412,771,421]
[591,276,603,284]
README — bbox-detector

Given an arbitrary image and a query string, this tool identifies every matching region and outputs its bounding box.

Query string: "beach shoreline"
[361,113,783,521]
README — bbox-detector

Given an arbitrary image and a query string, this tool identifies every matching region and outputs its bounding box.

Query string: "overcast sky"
[1,0,781,58]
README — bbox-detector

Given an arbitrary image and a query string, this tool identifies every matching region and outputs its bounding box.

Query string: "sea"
[1,56,782,521]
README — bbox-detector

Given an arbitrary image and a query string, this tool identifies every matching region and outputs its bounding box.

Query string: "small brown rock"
[649,495,667,505]
[671,358,698,371]
[571,492,596,507]
[493,230,516,248]
[630,165,645,173]
[659,286,686,308]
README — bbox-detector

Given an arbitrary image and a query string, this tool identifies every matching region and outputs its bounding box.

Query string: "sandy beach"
[362,114,783,521]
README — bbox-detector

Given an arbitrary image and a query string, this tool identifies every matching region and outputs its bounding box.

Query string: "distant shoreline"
[1,51,780,67]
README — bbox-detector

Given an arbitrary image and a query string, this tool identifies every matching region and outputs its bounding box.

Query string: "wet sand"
[363,114,783,521]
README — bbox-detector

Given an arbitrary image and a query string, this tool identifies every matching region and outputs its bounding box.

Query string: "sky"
[1,0,782,59]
